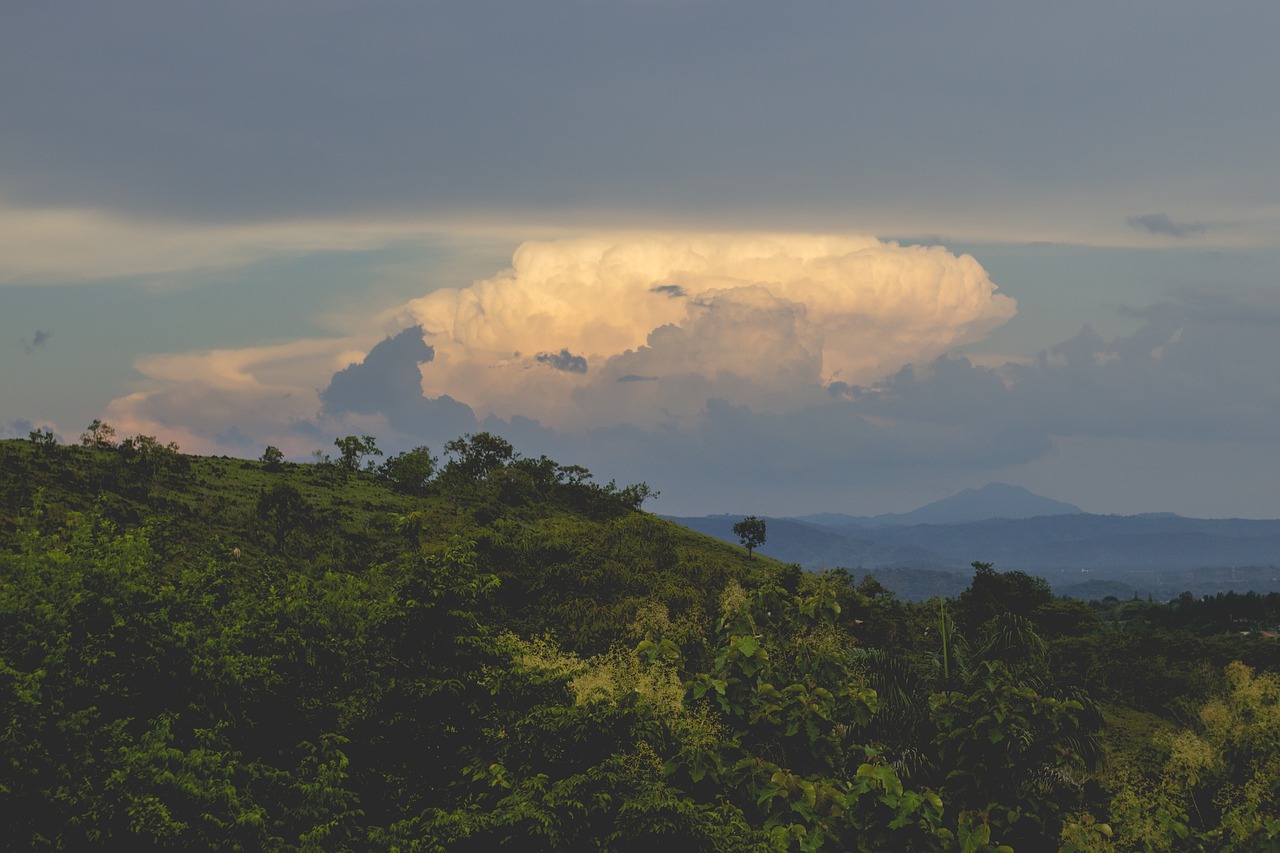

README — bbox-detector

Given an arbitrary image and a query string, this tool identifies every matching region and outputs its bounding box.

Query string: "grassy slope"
[0,437,777,653]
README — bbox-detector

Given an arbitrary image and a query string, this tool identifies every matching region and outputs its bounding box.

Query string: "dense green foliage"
[2,433,1279,850]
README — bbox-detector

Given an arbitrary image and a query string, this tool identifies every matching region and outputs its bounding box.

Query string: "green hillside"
[2,432,1280,850]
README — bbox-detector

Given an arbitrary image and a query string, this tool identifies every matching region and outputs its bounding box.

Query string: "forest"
[2,427,1279,851]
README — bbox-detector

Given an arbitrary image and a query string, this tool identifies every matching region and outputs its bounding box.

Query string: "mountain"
[673,486,1280,599]
[863,514,1280,571]
[797,483,1083,529]
[869,483,1083,526]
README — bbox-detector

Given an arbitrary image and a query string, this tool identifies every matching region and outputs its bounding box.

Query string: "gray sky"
[5,2,1280,518]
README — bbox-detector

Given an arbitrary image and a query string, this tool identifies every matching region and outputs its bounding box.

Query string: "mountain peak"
[875,483,1082,526]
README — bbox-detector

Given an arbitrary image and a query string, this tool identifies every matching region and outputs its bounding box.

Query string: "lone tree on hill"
[260,445,285,471]
[733,515,767,558]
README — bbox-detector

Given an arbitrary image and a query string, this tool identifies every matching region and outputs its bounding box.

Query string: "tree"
[442,432,515,482]
[732,516,767,557]
[1120,661,1280,847]
[80,419,117,449]
[27,428,57,448]
[680,574,950,850]
[260,445,285,471]
[27,428,59,459]
[955,561,1052,635]
[598,478,659,512]
[334,435,382,472]
[117,434,181,479]
[380,446,437,496]
[256,482,314,549]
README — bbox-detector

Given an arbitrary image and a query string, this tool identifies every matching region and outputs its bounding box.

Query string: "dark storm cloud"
[213,425,256,450]
[321,326,476,436]
[650,285,686,298]
[6,4,1280,224]
[857,286,1280,444]
[0,419,36,439]
[1127,214,1208,239]
[322,326,435,415]
[535,349,588,374]
[23,329,52,352]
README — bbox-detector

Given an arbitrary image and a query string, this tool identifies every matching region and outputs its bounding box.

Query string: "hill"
[0,435,766,654]
[4,433,1280,849]
[0,434,808,848]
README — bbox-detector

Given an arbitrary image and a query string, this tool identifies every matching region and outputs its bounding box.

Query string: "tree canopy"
[732,515,767,557]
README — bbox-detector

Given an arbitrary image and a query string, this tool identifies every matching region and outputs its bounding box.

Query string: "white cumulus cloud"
[397,233,1015,428]
[96,231,1016,460]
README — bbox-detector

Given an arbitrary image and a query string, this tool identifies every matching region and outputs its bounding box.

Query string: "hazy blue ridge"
[672,483,1280,599]
[658,514,955,571]
[797,482,1083,529]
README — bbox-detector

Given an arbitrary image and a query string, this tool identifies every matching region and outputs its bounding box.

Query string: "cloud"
[87,240,1280,516]
[91,230,1015,472]
[854,284,1280,444]
[321,326,477,437]
[1127,213,1208,239]
[552,286,1280,512]
[23,328,52,352]
[583,285,826,427]
[397,233,1015,429]
[536,349,589,373]
[103,338,356,456]
[323,326,436,416]
[0,202,486,286]
[7,5,1280,248]
[0,419,37,440]
[104,328,480,458]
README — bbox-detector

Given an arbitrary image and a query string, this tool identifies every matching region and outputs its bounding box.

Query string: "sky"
[5,2,1280,518]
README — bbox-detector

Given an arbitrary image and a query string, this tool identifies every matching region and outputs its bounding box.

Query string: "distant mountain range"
[796,483,1083,528]
[663,483,1280,600]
